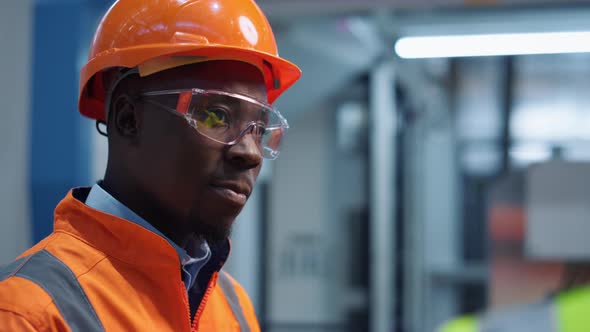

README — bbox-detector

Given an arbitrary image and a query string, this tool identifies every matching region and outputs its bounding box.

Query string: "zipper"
[191,271,219,332]
[180,280,192,332]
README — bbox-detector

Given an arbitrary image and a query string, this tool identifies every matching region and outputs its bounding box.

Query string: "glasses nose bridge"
[227,121,262,147]
[236,121,261,139]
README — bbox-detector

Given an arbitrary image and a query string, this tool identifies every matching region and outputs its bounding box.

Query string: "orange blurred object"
[489,205,525,243]
[79,0,302,121]
[487,174,564,309]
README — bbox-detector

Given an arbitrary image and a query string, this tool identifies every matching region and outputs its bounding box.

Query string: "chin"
[190,213,236,245]
[202,223,233,245]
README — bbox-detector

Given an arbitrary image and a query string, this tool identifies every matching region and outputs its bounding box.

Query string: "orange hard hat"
[79,0,302,121]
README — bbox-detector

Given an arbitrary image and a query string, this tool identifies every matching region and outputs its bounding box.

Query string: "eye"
[194,107,229,129]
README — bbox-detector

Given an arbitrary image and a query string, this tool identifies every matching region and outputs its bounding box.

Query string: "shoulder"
[0,254,61,332]
[556,285,590,328]
[557,284,590,304]
[0,234,107,332]
[441,298,558,332]
[437,315,478,332]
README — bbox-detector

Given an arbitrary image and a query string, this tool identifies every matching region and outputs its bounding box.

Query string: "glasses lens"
[142,89,288,159]
[186,91,287,158]
[260,127,285,159]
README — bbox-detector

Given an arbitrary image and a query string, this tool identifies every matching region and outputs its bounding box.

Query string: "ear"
[111,94,141,140]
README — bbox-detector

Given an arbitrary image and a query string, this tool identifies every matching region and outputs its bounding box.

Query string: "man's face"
[130,61,266,244]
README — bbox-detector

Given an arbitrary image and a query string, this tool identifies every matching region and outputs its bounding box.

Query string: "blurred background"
[3,0,590,331]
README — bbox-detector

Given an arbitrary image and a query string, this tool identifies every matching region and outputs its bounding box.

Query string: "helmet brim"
[79,44,301,121]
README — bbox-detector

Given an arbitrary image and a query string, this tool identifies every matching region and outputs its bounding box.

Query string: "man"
[440,271,590,332]
[440,161,590,332]
[0,0,301,331]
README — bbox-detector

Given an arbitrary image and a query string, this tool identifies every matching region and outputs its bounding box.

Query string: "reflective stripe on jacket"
[439,286,590,332]
[0,188,260,332]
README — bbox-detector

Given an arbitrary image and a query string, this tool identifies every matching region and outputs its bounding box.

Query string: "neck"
[102,167,193,248]
[561,263,590,291]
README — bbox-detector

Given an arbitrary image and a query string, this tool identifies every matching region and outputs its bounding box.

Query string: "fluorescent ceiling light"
[395,31,590,58]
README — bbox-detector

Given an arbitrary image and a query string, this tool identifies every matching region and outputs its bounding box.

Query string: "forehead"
[137,61,267,102]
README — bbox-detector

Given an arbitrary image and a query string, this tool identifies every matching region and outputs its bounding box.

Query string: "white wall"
[268,104,343,330]
[0,1,33,264]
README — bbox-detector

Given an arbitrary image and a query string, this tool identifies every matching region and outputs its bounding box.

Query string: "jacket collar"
[53,187,230,272]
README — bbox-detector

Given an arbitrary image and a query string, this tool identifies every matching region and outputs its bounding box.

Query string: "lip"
[210,182,251,206]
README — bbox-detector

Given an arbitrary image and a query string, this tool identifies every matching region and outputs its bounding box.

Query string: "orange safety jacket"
[0,188,260,331]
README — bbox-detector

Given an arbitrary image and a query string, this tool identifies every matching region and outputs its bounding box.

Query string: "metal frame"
[369,60,397,332]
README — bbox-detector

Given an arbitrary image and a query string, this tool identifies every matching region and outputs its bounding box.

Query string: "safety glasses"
[141,88,289,160]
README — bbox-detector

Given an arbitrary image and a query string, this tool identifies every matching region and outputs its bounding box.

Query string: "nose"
[225,127,263,169]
